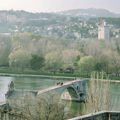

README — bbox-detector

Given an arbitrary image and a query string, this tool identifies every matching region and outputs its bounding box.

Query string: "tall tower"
[98,20,110,41]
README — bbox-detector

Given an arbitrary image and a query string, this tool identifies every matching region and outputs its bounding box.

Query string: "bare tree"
[8,93,65,120]
[86,71,111,113]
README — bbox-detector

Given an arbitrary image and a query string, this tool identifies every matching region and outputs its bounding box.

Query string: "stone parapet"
[68,111,120,120]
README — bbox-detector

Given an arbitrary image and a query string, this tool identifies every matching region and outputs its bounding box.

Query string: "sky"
[0,0,119,13]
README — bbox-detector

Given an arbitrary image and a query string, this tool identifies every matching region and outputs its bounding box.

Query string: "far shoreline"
[0,72,76,80]
[0,72,120,83]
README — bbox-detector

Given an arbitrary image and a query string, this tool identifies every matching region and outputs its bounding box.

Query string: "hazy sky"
[0,0,119,13]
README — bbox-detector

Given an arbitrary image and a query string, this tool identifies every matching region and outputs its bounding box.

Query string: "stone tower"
[8,81,14,92]
[98,20,110,41]
[5,81,15,99]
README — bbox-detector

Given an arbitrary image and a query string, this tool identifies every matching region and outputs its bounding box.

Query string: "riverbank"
[0,67,87,79]
[0,67,120,80]
[0,72,120,83]
[0,72,76,80]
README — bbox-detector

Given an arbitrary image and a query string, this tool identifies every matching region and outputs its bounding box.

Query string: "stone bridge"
[37,79,88,102]
[5,79,88,104]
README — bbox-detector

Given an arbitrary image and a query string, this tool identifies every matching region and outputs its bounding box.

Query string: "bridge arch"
[37,79,87,102]
[60,86,80,101]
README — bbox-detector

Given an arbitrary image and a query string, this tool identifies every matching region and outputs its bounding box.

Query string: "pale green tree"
[45,51,63,73]
[0,36,11,66]
[9,49,31,70]
[77,56,95,75]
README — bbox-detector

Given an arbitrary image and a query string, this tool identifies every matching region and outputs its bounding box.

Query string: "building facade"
[98,21,110,41]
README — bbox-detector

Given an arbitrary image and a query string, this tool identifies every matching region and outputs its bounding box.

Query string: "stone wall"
[68,111,120,120]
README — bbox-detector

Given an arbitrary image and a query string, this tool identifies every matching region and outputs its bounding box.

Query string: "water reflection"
[12,76,67,90]
[63,100,87,119]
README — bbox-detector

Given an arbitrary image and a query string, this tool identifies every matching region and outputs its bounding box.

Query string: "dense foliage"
[0,33,120,77]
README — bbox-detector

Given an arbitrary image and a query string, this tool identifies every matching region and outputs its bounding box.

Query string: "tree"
[0,36,11,66]
[45,51,63,73]
[30,54,45,70]
[61,49,81,69]
[86,72,111,113]
[95,58,109,72]
[9,49,31,70]
[77,56,95,75]
[109,52,120,76]
[8,94,65,120]
[100,49,120,75]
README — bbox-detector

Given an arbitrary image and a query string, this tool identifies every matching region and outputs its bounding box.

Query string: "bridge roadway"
[37,79,87,95]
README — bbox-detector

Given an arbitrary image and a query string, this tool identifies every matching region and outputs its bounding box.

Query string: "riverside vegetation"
[0,33,120,79]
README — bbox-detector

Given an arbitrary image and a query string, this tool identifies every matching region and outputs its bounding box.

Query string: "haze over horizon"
[0,0,119,14]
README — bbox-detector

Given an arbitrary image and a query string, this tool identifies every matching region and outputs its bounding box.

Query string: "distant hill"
[59,8,120,18]
[0,9,120,39]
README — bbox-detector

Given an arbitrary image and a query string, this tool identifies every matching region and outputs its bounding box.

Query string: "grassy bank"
[0,67,120,80]
[0,67,82,80]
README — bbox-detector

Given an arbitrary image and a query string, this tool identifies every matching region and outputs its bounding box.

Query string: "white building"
[98,21,110,41]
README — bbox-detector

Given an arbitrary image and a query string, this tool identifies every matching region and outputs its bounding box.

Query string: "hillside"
[59,8,120,18]
[0,9,120,39]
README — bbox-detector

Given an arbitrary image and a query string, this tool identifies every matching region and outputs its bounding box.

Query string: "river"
[0,75,120,118]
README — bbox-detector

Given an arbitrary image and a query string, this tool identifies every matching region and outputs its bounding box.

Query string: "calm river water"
[0,76,120,118]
